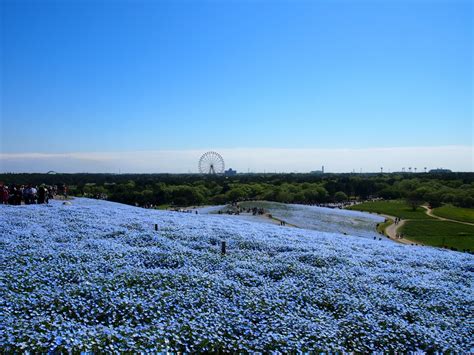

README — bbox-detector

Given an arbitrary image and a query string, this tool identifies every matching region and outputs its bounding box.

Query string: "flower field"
[1,198,473,352]
[238,201,386,239]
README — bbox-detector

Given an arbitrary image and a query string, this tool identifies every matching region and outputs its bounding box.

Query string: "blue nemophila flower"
[0,198,472,352]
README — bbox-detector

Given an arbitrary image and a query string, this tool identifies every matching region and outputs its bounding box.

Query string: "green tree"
[406,190,424,211]
[334,191,348,202]
[275,189,294,203]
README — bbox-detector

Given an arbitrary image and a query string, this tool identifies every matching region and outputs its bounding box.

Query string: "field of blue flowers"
[1,198,472,352]
[236,201,386,239]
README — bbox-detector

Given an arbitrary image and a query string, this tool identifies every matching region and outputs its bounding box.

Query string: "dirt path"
[421,206,474,226]
[263,213,298,228]
[235,212,298,228]
[376,214,420,245]
[205,210,298,228]
[383,218,414,245]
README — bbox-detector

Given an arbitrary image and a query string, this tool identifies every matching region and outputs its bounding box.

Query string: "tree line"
[1,172,473,208]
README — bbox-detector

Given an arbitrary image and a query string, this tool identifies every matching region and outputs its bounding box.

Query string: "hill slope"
[235,200,385,238]
[1,198,472,352]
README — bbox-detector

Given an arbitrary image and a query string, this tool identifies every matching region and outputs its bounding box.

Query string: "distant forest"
[1,172,474,209]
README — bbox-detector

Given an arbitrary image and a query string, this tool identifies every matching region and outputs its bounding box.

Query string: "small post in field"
[154,224,158,231]
[221,241,226,255]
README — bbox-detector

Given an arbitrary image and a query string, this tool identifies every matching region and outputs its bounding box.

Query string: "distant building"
[429,168,452,173]
[224,168,237,176]
[310,165,325,174]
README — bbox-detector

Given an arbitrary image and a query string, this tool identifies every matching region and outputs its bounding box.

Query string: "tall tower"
[322,165,324,174]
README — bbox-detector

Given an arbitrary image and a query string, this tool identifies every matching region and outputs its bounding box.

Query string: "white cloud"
[0,146,472,173]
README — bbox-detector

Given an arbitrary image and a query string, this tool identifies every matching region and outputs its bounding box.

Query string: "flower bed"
[0,198,472,352]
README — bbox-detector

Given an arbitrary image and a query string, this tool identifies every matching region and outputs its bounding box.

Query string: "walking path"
[377,214,416,245]
[262,213,298,228]
[383,217,413,245]
[421,206,474,226]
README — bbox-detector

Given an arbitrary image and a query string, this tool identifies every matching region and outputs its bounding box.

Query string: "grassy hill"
[400,220,474,250]
[347,200,431,219]
[432,204,474,224]
[348,200,474,250]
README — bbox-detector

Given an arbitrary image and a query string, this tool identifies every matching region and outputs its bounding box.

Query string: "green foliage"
[400,220,474,250]
[1,172,473,209]
[378,186,401,199]
[334,191,348,202]
[170,186,205,206]
[275,189,294,203]
[406,190,424,211]
[348,200,432,220]
[433,205,474,224]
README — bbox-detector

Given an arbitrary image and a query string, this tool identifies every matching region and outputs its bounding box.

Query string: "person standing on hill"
[3,186,9,204]
[38,185,46,204]
[23,186,31,204]
[44,186,49,203]
[59,184,68,199]
[31,185,37,203]
[0,184,7,204]
[8,185,16,205]
[17,185,24,205]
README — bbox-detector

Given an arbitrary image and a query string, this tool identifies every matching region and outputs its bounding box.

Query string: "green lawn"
[400,220,474,250]
[432,204,474,224]
[347,200,432,220]
[155,204,171,210]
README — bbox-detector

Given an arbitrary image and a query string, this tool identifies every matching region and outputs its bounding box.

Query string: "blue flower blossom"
[0,198,472,352]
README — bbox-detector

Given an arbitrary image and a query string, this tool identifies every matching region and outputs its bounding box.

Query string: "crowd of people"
[0,183,68,205]
[219,203,266,216]
[171,208,198,214]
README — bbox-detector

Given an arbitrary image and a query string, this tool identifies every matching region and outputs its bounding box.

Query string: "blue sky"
[1,0,472,172]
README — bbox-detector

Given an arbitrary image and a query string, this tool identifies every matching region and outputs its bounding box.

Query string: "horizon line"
[1,145,472,174]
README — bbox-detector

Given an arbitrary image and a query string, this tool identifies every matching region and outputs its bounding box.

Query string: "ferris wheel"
[198,151,225,174]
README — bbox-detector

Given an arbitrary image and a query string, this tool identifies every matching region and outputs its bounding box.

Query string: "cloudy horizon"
[1,145,472,174]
